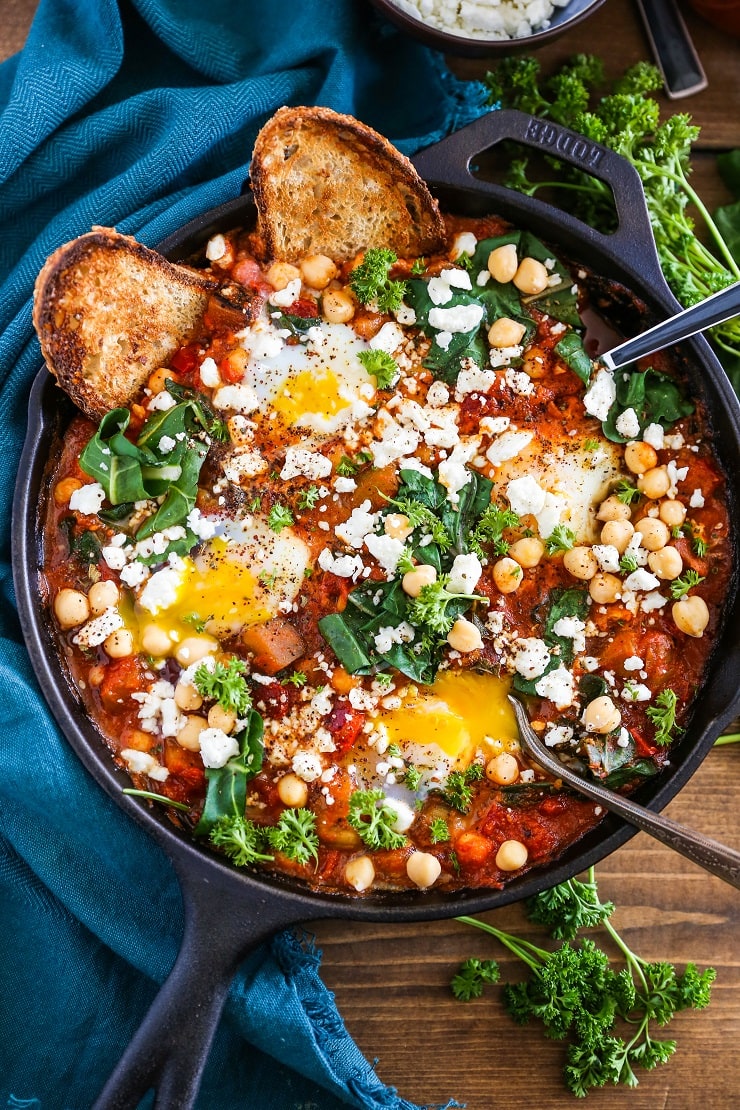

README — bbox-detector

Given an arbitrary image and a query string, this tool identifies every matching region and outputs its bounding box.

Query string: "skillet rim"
[12,145,740,924]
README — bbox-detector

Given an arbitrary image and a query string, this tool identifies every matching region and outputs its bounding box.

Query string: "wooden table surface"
[3,3,739,1107]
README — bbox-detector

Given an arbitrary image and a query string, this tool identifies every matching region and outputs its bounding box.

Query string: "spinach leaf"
[602,758,658,790]
[194,709,265,835]
[602,367,693,443]
[471,231,580,327]
[271,309,321,336]
[60,518,103,564]
[555,331,593,384]
[512,587,589,695]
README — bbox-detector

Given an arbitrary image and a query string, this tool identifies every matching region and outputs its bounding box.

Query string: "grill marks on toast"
[250,106,447,262]
[32,228,250,422]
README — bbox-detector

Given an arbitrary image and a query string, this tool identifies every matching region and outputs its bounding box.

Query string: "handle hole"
[468,141,619,234]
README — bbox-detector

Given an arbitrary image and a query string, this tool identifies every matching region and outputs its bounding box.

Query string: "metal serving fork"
[508,694,740,890]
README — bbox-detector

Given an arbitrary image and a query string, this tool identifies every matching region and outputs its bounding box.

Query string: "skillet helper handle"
[93,855,313,1110]
[412,108,669,294]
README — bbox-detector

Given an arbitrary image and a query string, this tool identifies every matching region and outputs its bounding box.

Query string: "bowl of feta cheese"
[370,0,607,55]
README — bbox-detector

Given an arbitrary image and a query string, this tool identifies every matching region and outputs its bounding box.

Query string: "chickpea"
[88,579,119,616]
[487,243,518,283]
[300,253,338,290]
[103,629,133,659]
[624,441,658,475]
[345,855,376,893]
[638,466,671,500]
[596,495,631,522]
[88,664,106,687]
[266,261,301,290]
[174,636,218,667]
[446,617,483,653]
[648,546,683,580]
[600,519,634,554]
[513,256,549,295]
[321,288,356,324]
[384,513,413,541]
[582,694,622,734]
[141,623,172,657]
[635,517,670,552]
[54,588,90,629]
[486,752,519,786]
[147,366,172,395]
[487,317,527,348]
[495,839,529,871]
[53,476,82,505]
[402,564,437,597]
[208,704,237,733]
[589,572,622,604]
[492,556,523,594]
[175,682,203,711]
[176,716,208,751]
[406,851,442,889]
[659,499,687,528]
[508,537,544,568]
[672,595,710,638]
[563,546,598,581]
[277,773,309,808]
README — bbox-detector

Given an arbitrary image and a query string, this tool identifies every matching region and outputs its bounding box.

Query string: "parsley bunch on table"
[452,867,715,1096]
[485,55,740,391]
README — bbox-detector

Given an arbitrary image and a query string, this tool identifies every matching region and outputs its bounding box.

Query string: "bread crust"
[250,105,447,262]
[33,228,237,421]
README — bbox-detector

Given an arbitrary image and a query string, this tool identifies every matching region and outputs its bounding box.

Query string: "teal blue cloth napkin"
[0,1,487,1106]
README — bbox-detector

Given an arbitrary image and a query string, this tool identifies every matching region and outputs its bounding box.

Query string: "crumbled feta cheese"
[334,476,357,493]
[455,361,496,397]
[394,303,417,326]
[427,276,455,306]
[369,321,405,354]
[138,565,185,614]
[640,590,668,612]
[69,482,106,516]
[364,533,405,576]
[506,475,546,518]
[535,666,575,709]
[452,231,477,257]
[291,750,324,782]
[428,302,485,334]
[268,277,302,308]
[441,267,472,290]
[621,683,652,702]
[512,637,551,680]
[476,270,491,287]
[426,380,450,407]
[148,391,177,412]
[280,447,332,481]
[373,622,415,655]
[368,416,420,468]
[615,407,641,439]
[196,728,238,768]
[72,608,124,648]
[447,552,483,595]
[335,500,379,549]
[384,797,416,833]
[623,568,660,592]
[623,656,644,671]
[120,561,150,588]
[102,544,129,571]
[223,447,268,483]
[317,549,364,579]
[502,367,534,395]
[205,233,227,261]
[212,383,260,413]
[544,724,574,748]
[592,544,621,573]
[435,330,453,351]
[199,357,220,387]
[186,508,217,540]
[666,459,688,498]
[551,616,586,654]
[583,368,616,421]
[689,488,705,508]
[437,438,480,503]
[121,749,169,781]
[480,415,510,435]
[642,422,664,450]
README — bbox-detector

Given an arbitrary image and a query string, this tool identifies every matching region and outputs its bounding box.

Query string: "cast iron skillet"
[12,109,740,1109]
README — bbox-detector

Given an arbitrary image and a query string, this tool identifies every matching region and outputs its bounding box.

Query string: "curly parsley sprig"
[453,867,715,1096]
[350,248,408,314]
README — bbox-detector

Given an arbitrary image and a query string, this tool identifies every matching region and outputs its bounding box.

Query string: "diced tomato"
[454,830,493,868]
[170,343,201,378]
[286,297,319,319]
[98,657,145,714]
[325,703,366,753]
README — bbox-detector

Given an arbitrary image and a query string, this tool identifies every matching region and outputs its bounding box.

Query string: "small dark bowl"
[369,0,607,57]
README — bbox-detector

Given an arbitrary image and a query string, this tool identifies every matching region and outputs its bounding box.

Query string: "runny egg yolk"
[271,367,347,427]
[374,670,518,765]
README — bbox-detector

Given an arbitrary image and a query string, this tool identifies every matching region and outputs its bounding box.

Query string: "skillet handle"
[411,108,669,296]
[92,852,318,1110]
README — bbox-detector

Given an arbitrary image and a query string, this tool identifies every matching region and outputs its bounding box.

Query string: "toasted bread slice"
[250,106,447,263]
[33,228,250,422]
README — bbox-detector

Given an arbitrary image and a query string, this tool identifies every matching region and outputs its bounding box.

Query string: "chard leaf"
[513,587,588,695]
[194,708,264,835]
